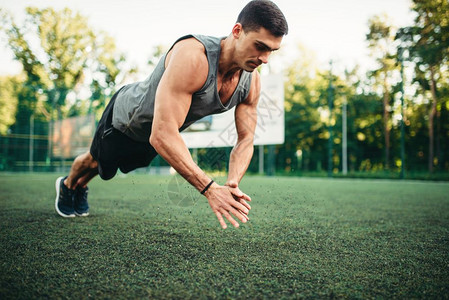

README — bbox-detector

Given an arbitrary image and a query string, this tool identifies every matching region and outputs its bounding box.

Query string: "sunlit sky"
[0,0,415,77]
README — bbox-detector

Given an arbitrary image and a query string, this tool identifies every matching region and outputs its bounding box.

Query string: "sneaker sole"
[55,176,75,218]
[75,211,89,217]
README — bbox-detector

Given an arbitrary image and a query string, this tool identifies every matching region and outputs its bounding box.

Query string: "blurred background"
[0,0,447,180]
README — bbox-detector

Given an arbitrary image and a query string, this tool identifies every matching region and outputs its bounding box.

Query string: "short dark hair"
[236,0,288,37]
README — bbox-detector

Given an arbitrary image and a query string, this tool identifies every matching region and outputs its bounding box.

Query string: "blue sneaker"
[74,186,89,217]
[55,176,75,218]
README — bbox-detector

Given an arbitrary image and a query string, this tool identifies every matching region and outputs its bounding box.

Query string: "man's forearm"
[150,132,211,192]
[151,132,250,229]
[227,138,254,185]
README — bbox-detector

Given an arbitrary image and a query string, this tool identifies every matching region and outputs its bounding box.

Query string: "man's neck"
[218,36,242,80]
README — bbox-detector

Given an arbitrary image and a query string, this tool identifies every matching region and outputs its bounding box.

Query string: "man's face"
[234,25,283,72]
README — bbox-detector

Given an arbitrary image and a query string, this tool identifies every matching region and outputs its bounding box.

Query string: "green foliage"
[280,47,327,172]
[27,7,94,95]
[366,15,400,169]
[280,47,390,173]
[89,30,135,116]
[0,4,448,175]
[1,7,132,122]
[2,7,93,119]
[0,7,135,169]
[0,75,19,134]
[278,3,449,175]
[147,44,168,67]
[409,0,449,66]
[396,0,449,172]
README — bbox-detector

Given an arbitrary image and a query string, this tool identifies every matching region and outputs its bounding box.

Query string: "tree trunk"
[436,94,442,172]
[383,76,390,170]
[428,66,438,173]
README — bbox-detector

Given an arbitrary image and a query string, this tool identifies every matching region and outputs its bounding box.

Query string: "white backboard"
[181,74,284,148]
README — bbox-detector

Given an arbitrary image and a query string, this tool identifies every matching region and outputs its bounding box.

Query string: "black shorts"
[90,91,158,180]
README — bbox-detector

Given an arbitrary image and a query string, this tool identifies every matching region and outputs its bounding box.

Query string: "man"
[55,0,288,229]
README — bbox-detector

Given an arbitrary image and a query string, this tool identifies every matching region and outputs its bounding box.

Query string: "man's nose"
[258,51,270,64]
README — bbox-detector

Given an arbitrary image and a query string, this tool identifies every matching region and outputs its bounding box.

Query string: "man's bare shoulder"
[166,38,208,70]
[164,37,209,93]
[173,37,206,52]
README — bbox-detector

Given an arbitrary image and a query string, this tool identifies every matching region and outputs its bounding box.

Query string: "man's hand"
[225,180,252,202]
[204,182,252,229]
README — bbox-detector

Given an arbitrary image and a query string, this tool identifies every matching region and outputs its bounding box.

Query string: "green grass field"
[1,173,448,299]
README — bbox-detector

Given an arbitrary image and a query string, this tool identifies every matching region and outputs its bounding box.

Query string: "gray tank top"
[111,34,253,142]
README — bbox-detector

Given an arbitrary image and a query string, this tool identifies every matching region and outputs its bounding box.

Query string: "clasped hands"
[204,180,252,229]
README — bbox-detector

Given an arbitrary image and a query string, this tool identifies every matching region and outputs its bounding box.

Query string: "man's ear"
[232,23,244,39]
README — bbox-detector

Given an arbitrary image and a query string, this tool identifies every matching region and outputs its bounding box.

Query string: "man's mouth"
[248,61,260,68]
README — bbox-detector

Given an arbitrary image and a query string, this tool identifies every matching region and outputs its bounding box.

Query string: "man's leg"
[65,151,99,190]
[55,151,98,217]
[55,87,122,217]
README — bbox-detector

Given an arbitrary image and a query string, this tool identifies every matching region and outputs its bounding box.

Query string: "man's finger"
[231,201,250,216]
[228,207,248,224]
[222,210,240,228]
[231,188,252,202]
[215,211,227,229]
[239,192,251,202]
[237,198,251,211]
[238,209,250,221]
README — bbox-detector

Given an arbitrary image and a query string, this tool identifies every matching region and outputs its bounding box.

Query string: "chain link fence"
[0,115,95,173]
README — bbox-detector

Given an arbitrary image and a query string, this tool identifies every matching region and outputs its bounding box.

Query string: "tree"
[398,0,449,172]
[0,7,134,168]
[366,14,400,170]
[1,7,136,119]
[0,76,20,135]
[88,30,136,117]
[282,45,328,173]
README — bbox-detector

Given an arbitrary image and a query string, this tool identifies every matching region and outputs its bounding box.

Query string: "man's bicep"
[235,100,258,140]
[153,44,208,130]
[234,73,261,139]
[153,76,192,130]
